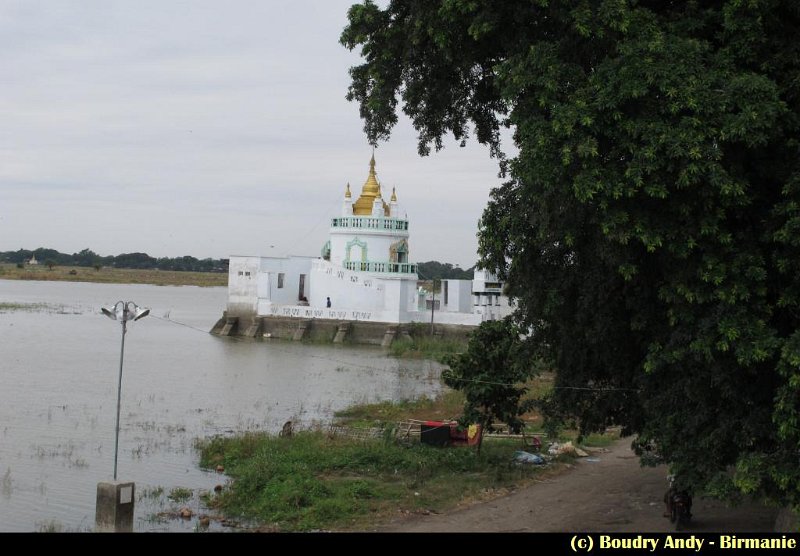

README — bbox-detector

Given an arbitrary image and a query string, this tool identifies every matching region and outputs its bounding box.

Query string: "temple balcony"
[343,260,417,275]
[331,216,409,232]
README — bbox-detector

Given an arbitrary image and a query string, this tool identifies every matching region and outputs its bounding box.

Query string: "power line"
[150,314,432,374]
[151,314,637,393]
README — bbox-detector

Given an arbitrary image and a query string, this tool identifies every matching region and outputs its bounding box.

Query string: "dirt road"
[381,438,778,532]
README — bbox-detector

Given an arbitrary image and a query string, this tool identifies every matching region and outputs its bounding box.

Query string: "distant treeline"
[416,260,475,280]
[1,248,229,273]
[3,248,475,278]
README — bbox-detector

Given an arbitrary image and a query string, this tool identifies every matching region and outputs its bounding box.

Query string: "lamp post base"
[95,481,135,532]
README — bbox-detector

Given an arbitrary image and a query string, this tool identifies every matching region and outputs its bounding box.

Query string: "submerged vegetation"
[168,487,194,503]
[0,301,79,314]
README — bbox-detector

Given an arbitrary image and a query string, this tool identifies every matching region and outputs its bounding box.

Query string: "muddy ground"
[381,437,779,532]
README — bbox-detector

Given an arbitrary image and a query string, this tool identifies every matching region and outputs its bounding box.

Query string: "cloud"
[0,0,508,267]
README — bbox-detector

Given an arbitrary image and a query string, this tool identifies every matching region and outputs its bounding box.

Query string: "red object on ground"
[419,421,482,447]
[449,423,482,447]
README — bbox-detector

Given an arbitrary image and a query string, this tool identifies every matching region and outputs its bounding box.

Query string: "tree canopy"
[342,0,800,507]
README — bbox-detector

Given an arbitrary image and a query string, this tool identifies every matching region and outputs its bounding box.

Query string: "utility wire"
[150,314,637,393]
[149,314,431,374]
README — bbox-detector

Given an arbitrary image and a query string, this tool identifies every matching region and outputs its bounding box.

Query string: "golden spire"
[345,182,351,198]
[353,153,389,215]
[390,186,397,202]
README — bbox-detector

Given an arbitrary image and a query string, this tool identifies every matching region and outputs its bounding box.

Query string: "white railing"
[331,216,409,231]
[343,261,417,274]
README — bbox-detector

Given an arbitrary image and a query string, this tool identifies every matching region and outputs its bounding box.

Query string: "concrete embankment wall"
[210,312,476,346]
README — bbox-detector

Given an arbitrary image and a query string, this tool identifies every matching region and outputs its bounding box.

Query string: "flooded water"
[0,279,444,532]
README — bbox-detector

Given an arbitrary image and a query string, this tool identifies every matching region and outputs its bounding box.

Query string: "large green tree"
[442,318,538,450]
[342,0,800,507]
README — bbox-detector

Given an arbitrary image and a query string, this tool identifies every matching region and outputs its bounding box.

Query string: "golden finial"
[345,182,351,198]
[353,152,389,215]
[391,186,397,202]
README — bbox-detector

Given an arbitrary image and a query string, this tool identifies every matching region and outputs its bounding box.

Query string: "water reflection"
[0,279,443,531]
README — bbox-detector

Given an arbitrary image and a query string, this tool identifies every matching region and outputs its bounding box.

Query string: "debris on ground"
[547,441,590,457]
[514,450,546,465]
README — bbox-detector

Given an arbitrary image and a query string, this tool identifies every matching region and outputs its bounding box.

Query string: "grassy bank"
[334,374,557,430]
[198,431,557,531]
[387,336,467,362]
[387,323,470,361]
[196,379,619,531]
[0,263,226,287]
[333,390,467,427]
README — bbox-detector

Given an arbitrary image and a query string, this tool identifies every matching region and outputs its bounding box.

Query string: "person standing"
[326,297,332,308]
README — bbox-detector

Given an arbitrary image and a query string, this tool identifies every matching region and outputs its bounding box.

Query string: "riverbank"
[195,389,607,532]
[0,263,226,287]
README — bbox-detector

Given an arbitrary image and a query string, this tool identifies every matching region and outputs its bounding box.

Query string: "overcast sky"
[0,1,509,268]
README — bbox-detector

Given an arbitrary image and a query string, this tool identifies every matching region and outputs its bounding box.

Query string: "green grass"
[167,487,193,503]
[335,374,556,430]
[578,431,621,447]
[334,391,466,427]
[197,431,556,531]
[387,336,467,362]
[196,386,621,531]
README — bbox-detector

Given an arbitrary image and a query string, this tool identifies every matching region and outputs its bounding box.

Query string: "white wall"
[228,255,314,315]
[382,276,418,321]
[309,259,386,311]
[261,303,483,326]
[441,279,473,313]
[471,269,514,320]
[257,256,315,305]
[227,256,262,315]
[228,256,507,325]
[329,217,410,267]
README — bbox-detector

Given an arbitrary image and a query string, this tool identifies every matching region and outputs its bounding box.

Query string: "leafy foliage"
[442,319,537,436]
[342,0,800,507]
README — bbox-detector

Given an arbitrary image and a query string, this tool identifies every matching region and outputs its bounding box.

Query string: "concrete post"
[381,325,398,347]
[292,320,310,341]
[333,322,350,343]
[96,481,135,532]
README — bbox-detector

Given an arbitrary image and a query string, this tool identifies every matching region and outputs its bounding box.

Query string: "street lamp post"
[101,300,149,480]
[96,300,148,532]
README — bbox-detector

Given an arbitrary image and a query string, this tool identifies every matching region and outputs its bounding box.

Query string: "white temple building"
[224,155,512,328]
